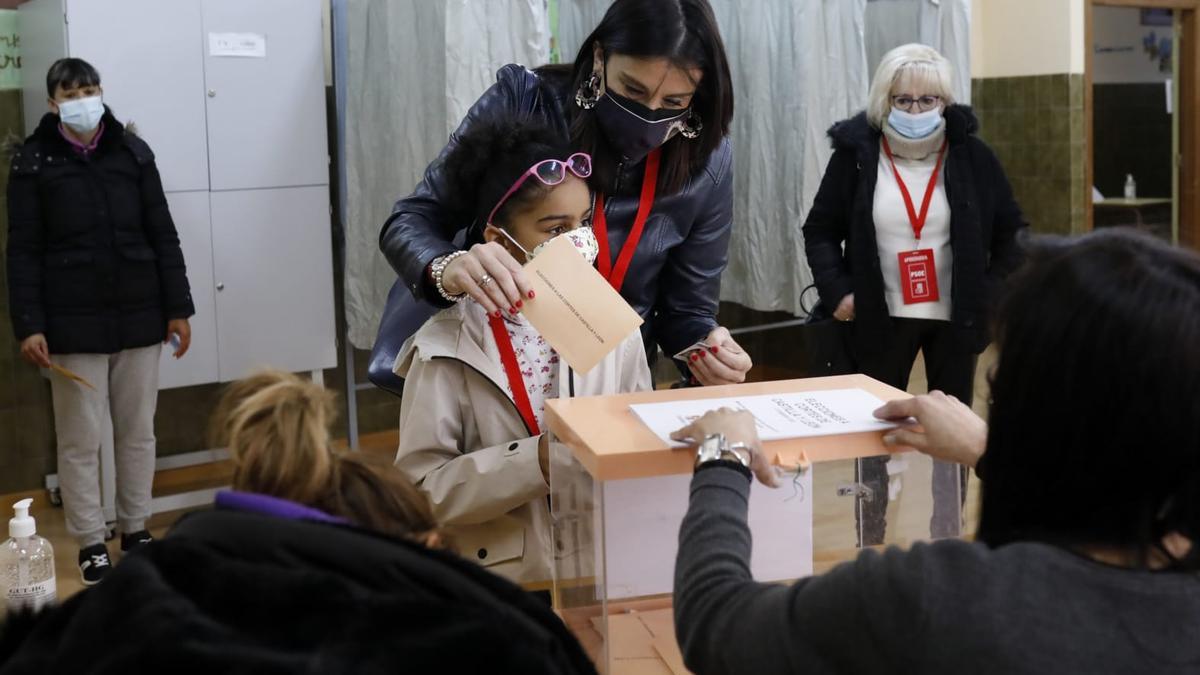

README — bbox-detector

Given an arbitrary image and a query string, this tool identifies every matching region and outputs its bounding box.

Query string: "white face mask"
[500,226,600,266]
[57,95,104,134]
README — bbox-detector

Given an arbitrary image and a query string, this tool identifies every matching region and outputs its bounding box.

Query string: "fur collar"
[31,105,130,154]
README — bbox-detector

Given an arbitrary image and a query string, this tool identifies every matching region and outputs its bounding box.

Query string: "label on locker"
[209,33,267,58]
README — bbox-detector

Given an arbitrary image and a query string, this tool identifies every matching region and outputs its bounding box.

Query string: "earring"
[575,72,602,110]
[680,110,703,139]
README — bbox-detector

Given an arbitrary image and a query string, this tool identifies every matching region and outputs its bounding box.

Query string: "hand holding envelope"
[518,235,644,373]
[48,362,97,391]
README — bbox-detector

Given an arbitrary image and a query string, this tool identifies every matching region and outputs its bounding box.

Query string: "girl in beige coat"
[395,119,652,585]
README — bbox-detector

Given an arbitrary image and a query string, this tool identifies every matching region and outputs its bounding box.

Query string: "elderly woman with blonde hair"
[803,43,1027,544]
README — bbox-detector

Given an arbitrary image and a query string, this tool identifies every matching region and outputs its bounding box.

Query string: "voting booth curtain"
[335,0,550,349]
[335,0,973,348]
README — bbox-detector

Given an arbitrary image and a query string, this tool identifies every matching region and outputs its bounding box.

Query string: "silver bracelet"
[431,251,469,303]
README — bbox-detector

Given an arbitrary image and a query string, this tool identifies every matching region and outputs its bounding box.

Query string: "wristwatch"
[695,433,752,469]
[430,251,469,303]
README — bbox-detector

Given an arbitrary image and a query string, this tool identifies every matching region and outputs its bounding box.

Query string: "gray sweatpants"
[49,345,160,548]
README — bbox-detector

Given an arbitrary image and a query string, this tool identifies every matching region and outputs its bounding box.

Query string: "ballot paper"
[520,235,644,373]
[671,340,711,362]
[630,388,898,447]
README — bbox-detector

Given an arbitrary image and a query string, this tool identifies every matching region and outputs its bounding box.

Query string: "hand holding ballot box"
[544,374,965,674]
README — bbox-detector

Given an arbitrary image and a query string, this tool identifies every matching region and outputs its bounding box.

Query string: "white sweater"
[872,131,953,322]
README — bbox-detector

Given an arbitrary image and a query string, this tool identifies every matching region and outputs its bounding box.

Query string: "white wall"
[972,0,1084,77]
[322,0,332,85]
[1093,5,1173,84]
[970,0,983,78]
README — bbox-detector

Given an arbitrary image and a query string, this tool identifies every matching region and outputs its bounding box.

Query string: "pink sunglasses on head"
[486,152,593,225]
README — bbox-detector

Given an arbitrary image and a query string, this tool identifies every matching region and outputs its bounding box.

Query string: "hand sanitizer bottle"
[1124,174,1137,200]
[1,499,57,613]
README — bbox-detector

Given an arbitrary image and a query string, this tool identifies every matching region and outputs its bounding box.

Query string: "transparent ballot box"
[544,374,965,674]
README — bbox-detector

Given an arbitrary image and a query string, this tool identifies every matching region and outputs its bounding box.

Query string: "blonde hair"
[212,370,443,546]
[866,43,955,129]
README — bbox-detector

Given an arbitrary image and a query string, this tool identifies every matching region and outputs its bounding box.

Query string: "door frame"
[1087,0,1200,248]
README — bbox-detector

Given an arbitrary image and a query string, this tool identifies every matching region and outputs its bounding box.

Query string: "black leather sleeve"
[379,64,538,303]
[651,138,734,357]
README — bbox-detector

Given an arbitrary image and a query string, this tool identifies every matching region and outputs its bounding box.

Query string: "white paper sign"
[630,388,897,447]
[600,469,814,599]
[209,32,267,58]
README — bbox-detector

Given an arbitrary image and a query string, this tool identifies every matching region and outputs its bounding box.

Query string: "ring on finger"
[479,273,494,288]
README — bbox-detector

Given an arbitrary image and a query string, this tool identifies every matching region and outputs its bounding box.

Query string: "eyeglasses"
[892,95,942,112]
[487,153,593,225]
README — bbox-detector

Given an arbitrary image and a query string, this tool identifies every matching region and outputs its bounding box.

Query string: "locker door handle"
[208,89,217,98]
[216,283,225,291]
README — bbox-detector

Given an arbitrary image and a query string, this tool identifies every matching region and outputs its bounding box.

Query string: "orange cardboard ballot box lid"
[545,374,909,482]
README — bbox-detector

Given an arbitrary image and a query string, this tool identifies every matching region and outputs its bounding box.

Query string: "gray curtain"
[713,0,870,315]
[865,0,972,104]
[336,0,973,346]
[338,0,549,348]
[561,1,870,316]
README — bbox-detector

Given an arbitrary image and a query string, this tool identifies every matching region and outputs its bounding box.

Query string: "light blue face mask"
[58,95,104,134]
[887,107,942,139]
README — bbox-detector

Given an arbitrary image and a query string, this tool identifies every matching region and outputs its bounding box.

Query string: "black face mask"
[594,86,690,164]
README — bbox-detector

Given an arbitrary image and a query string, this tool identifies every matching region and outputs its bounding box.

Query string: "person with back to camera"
[0,370,598,674]
[802,43,1027,544]
[394,116,652,586]
[672,228,1200,674]
[380,0,753,387]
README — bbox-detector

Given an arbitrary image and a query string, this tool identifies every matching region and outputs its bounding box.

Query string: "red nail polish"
[509,307,517,314]
[516,300,524,309]
[700,351,708,358]
[710,345,720,354]
[493,311,501,319]
[528,290,536,299]
[690,354,699,362]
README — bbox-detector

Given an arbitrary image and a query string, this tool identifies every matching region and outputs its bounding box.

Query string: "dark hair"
[978,228,1200,569]
[46,58,101,98]
[330,452,446,547]
[538,0,733,195]
[440,115,573,235]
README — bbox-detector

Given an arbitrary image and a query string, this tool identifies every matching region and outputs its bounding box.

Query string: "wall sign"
[0,10,19,91]
[208,32,266,58]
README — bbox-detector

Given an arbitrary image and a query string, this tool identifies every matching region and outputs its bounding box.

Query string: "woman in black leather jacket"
[380,0,752,385]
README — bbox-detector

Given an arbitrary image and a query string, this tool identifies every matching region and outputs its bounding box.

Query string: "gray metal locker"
[158,192,219,389]
[210,186,337,381]
[201,0,330,191]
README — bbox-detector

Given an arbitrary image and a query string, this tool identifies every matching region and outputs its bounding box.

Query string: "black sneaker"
[78,544,112,586]
[120,530,153,553]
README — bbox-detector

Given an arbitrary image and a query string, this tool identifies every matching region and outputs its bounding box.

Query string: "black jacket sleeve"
[379,65,535,303]
[651,139,734,357]
[6,146,46,341]
[128,135,194,320]
[980,143,1027,302]
[802,147,857,313]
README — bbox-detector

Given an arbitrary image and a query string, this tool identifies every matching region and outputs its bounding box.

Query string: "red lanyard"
[487,313,540,435]
[593,148,661,292]
[881,136,947,242]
